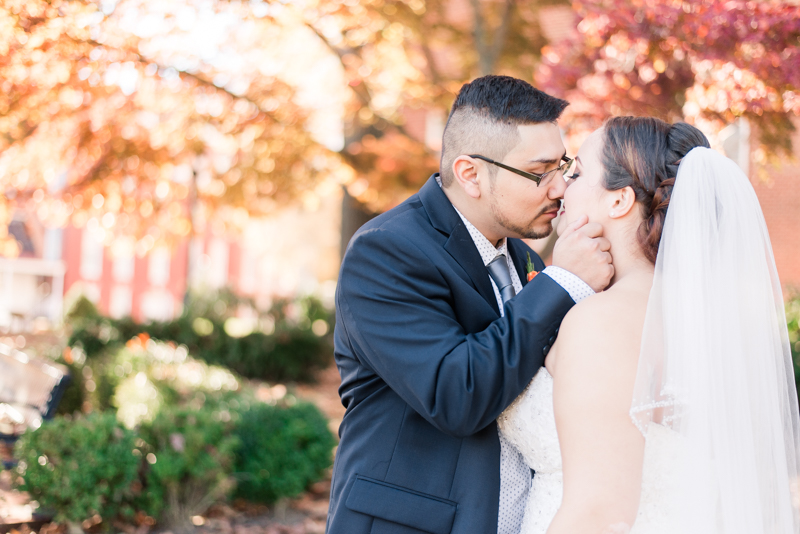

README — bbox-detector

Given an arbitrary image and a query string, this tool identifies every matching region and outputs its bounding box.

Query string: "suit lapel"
[419,175,500,316]
[444,224,500,315]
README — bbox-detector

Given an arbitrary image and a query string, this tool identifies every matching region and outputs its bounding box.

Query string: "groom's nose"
[547,173,569,200]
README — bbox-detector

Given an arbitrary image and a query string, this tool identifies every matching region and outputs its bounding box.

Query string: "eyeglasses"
[468,154,575,186]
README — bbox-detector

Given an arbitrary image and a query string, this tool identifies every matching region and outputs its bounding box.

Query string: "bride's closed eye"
[566,161,581,181]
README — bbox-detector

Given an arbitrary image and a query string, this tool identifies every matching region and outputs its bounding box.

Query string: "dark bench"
[0,343,70,468]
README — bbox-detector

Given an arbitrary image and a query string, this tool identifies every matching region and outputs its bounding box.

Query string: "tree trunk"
[339,187,377,263]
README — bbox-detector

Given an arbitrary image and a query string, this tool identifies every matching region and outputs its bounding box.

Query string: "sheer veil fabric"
[630,147,800,533]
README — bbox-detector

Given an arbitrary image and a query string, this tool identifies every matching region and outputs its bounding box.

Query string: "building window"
[109,286,132,318]
[80,230,104,281]
[113,254,134,283]
[208,239,229,289]
[148,246,171,287]
[140,290,174,322]
[239,246,256,295]
[111,237,135,283]
[43,228,63,261]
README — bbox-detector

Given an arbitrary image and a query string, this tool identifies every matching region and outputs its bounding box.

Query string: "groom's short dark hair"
[440,76,569,187]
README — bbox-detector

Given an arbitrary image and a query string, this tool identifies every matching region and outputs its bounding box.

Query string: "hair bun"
[602,117,710,264]
[668,123,711,161]
[665,123,710,179]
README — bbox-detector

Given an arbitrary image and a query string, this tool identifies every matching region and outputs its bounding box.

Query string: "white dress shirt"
[435,176,593,533]
[448,206,592,534]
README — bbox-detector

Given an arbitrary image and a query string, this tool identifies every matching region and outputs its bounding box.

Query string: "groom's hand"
[552,215,613,292]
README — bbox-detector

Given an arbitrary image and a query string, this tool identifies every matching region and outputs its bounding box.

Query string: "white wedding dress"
[497,148,800,534]
[498,367,684,534]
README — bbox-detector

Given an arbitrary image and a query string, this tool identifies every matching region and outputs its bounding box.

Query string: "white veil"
[630,147,800,532]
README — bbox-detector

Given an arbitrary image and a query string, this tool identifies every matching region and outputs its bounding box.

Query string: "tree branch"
[469,0,491,75]
[419,36,444,85]
[302,21,421,143]
[302,22,373,107]
[74,36,284,118]
[488,0,514,73]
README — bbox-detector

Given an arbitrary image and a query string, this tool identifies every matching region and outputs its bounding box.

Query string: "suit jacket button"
[549,335,556,345]
[543,345,550,356]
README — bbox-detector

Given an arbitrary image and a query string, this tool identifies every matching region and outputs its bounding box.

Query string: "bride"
[498,116,800,533]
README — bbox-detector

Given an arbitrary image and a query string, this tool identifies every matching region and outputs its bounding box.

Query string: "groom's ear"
[608,185,637,219]
[452,156,482,199]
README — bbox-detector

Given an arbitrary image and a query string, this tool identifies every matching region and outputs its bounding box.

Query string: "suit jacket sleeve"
[337,226,574,438]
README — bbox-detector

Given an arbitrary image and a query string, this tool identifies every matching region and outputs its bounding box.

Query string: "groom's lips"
[538,203,561,220]
[543,208,560,219]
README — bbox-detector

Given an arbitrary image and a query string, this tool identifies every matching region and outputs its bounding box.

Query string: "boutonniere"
[526,252,539,282]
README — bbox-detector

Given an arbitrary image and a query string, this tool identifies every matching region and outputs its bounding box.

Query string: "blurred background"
[1,0,799,533]
[2,0,800,330]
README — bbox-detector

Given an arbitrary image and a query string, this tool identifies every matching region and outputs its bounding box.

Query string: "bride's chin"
[555,217,568,236]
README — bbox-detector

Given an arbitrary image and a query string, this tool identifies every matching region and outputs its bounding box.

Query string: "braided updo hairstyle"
[602,116,710,263]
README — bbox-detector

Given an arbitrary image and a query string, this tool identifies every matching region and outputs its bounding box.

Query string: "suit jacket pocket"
[345,475,458,534]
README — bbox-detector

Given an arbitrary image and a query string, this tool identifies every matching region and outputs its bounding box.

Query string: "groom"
[327,76,613,534]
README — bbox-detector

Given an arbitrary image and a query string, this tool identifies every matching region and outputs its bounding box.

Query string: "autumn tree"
[293,0,567,214]
[536,0,800,160]
[0,0,336,257]
[2,0,574,259]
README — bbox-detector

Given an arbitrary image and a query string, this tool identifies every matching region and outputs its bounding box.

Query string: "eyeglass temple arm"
[467,155,541,181]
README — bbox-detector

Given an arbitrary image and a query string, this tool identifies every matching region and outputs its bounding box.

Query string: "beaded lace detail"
[497,367,684,534]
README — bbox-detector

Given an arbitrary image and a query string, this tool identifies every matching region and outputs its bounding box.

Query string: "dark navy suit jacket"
[326,175,575,534]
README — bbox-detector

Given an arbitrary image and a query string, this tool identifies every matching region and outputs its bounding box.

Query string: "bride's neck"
[605,223,654,287]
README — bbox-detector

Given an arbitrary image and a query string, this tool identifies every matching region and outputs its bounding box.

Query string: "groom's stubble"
[489,176,561,239]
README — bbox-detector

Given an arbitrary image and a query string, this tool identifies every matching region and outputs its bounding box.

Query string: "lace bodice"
[497,367,682,534]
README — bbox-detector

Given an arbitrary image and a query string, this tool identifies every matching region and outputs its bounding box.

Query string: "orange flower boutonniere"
[526,252,539,282]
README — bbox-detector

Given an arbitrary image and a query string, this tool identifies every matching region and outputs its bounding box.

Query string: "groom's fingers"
[576,221,604,239]
[552,217,614,292]
[558,215,589,240]
[596,237,612,253]
[575,224,612,256]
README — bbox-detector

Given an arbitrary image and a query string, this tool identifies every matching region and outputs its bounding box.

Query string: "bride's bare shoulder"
[562,285,643,337]
[552,278,651,373]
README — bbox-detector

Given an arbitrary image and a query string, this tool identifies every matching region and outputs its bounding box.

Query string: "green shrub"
[14,413,140,525]
[59,297,122,415]
[136,405,240,530]
[66,296,119,360]
[56,361,86,416]
[234,402,336,504]
[787,294,800,397]
[126,295,334,382]
[107,339,241,429]
[63,291,334,387]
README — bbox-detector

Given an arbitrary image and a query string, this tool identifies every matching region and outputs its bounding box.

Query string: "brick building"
[55,187,341,323]
[1,187,341,329]
[750,133,800,291]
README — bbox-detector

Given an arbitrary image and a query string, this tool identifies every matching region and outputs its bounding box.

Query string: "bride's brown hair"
[602,116,710,263]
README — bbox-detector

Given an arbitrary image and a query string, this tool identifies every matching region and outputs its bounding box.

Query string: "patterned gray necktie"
[487,254,516,304]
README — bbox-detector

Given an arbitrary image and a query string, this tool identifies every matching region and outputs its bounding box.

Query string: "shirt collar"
[436,175,507,267]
